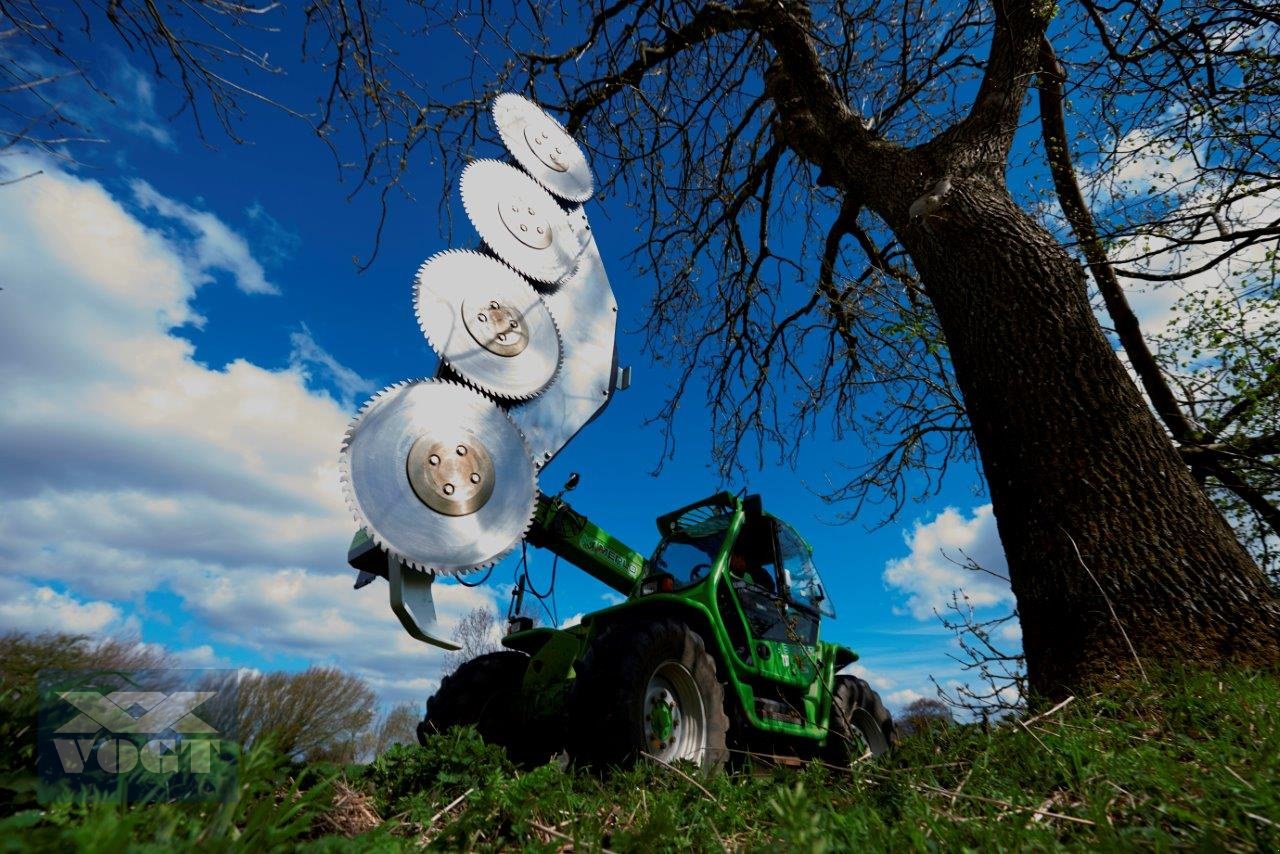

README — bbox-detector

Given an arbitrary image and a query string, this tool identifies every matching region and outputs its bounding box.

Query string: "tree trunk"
[878,174,1280,699]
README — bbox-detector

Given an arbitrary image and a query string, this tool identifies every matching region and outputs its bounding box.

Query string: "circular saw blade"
[414,249,562,401]
[493,93,594,204]
[460,159,581,284]
[339,379,538,575]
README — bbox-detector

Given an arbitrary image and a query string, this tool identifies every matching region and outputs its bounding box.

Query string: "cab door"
[727,516,820,653]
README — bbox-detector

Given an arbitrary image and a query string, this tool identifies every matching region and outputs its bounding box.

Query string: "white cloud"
[838,661,937,716]
[0,51,174,152]
[1108,185,1280,339]
[999,621,1022,643]
[844,662,894,692]
[883,505,1012,620]
[0,155,494,706]
[112,60,175,149]
[0,576,132,635]
[290,324,375,408]
[559,612,586,628]
[245,202,302,267]
[180,567,498,704]
[886,688,925,708]
[1097,127,1201,203]
[131,179,279,295]
[171,644,231,668]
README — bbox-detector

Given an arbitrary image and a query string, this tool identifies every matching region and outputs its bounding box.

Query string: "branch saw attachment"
[339,94,626,646]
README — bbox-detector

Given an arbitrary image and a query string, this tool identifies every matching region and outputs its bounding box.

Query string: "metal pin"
[456,445,467,456]
[470,473,481,484]
[428,454,440,466]
[443,483,455,495]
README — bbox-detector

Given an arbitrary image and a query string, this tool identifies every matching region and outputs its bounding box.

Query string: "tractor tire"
[418,650,554,767]
[568,619,730,773]
[824,675,896,764]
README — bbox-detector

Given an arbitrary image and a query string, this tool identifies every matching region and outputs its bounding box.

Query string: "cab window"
[649,511,733,587]
[776,521,835,617]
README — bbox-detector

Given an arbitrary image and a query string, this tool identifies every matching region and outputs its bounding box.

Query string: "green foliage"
[360,728,511,817]
[2,669,1277,850]
[1155,265,1280,585]
[0,738,340,852]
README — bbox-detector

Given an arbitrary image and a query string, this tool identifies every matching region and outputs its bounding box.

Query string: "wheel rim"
[643,661,707,763]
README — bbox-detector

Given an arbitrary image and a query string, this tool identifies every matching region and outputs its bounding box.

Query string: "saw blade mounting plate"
[414,249,562,400]
[339,380,537,574]
[493,93,594,203]
[459,160,583,284]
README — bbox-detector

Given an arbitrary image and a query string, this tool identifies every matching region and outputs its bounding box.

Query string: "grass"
[3,668,1277,851]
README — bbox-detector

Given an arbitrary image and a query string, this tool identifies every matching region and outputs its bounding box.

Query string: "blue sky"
[0,6,1041,713]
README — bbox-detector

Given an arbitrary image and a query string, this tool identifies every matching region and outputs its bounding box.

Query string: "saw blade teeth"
[338,378,539,575]
[413,248,563,402]
[492,93,594,204]
[459,159,583,284]
[341,379,417,454]
[339,378,427,532]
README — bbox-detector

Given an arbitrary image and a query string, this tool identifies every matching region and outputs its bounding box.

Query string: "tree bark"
[875,174,1280,698]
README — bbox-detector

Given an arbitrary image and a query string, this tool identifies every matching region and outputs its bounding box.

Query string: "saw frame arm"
[347,491,646,647]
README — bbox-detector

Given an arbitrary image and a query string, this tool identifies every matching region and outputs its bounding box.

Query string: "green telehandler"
[348,484,895,771]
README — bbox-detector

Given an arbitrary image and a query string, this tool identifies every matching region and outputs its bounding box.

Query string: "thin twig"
[1224,765,1252,789]
[906,780,1097,826]
[1028,795,1057,824]
[0,169,42,186]
[950,763,975,807]
[1018,717,1051,752]
[1023,695,1075,727]
[1062,529,1148,682]
[425,787,473,828]
[530,819,620,853]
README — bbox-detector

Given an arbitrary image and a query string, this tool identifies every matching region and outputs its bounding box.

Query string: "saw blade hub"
[414,250,562,399]
[406,432,496,516]
[498,196,555,249]
[463,295,529,357]
[523,125,571,173]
